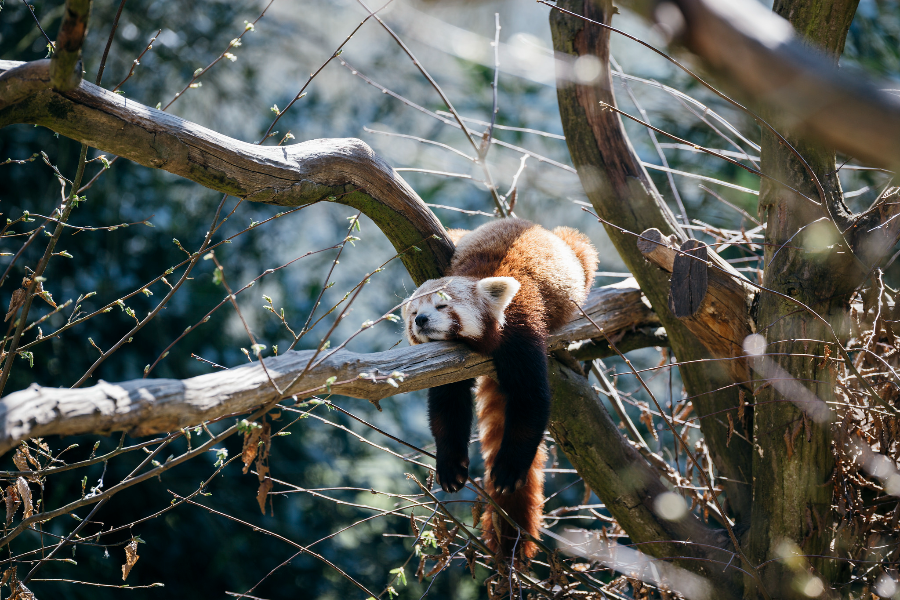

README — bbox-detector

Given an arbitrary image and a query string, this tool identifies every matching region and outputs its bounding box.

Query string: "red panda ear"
[476,277,520,320]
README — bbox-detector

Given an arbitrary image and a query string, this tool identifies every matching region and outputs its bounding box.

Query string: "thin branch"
[572,301,771,600]
[94,0,128,86]
[356,0,508,216]
[21,0,53,49]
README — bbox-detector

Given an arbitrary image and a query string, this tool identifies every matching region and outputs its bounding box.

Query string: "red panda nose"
[415,314,429,328]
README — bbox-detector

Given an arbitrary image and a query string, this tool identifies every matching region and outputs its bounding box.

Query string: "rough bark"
[0,59,452,286]
[551,0,752,527]
[749,0,859,596]
[0,61,56,111]
[0,283,657,456]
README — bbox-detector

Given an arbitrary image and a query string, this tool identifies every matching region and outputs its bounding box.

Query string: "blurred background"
[0,0,898,597]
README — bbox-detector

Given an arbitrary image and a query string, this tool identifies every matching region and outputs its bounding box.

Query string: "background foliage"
[0,0,898,597]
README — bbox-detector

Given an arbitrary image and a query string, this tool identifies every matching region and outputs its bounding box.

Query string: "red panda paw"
[490,458,530,495]
[436,455,470,493]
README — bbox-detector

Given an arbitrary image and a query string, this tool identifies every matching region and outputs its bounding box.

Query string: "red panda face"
[402,276,520,345]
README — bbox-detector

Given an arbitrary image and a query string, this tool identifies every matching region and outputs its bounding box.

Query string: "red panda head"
[403,276,520,345]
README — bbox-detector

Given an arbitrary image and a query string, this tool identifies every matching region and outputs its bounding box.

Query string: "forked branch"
[0,59,452,285]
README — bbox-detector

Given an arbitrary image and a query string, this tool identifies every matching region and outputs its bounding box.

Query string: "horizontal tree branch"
[0,59,452,285]
[0,282,658,456]
[565,325,668,361]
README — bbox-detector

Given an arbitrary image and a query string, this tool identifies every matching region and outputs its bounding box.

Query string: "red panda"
[402,218,598,561]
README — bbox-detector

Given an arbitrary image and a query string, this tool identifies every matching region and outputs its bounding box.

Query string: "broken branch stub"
[669,239,709,318]
[639,228,755,382]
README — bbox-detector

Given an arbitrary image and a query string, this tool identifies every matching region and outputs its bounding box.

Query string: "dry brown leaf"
[5,485,19,526]
[581,481,592,505]
[14,446,40,482]
[9,583,35,600]
[490,511,502,549]
[637,402,658,441]
[15,478,32,520]
[463,543,476,578]
[256,460,269,482]
[470,498,484,528]
[434,517,450,546]
[256,422,271,479]
[424,556,447,578]
[416,555,426,582]
[241,424,262,474]
[549,549,568,587]
[22,446,39,470]
[122,539,139,581]
[12,448,28,473]
[5,288,25,323]
[3,565,34,600]
[675,400,694,421]
[409,511,419,537]
[257,477,273,515]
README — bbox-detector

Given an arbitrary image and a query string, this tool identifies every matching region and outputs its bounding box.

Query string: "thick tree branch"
[0,59,452,285]
[667,0,900,279]
[0,60,53,111]
[0,283,657,456]
[639,0,900,171]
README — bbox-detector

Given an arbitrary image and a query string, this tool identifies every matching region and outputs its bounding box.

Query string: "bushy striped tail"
[476,377,546,562]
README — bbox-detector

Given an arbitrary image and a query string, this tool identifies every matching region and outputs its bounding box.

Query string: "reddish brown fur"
[477,377,547,561]
[445,219,597,560]
[450,219,595,332]
[551,226,599,299]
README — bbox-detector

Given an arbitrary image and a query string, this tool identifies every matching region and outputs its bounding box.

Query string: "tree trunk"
[550,0,752,530]
[750,0,858,596]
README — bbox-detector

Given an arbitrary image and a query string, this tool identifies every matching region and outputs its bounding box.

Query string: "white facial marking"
[403,278,490,344]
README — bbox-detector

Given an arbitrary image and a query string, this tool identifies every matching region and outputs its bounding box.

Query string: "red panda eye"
[435,305,448,310]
